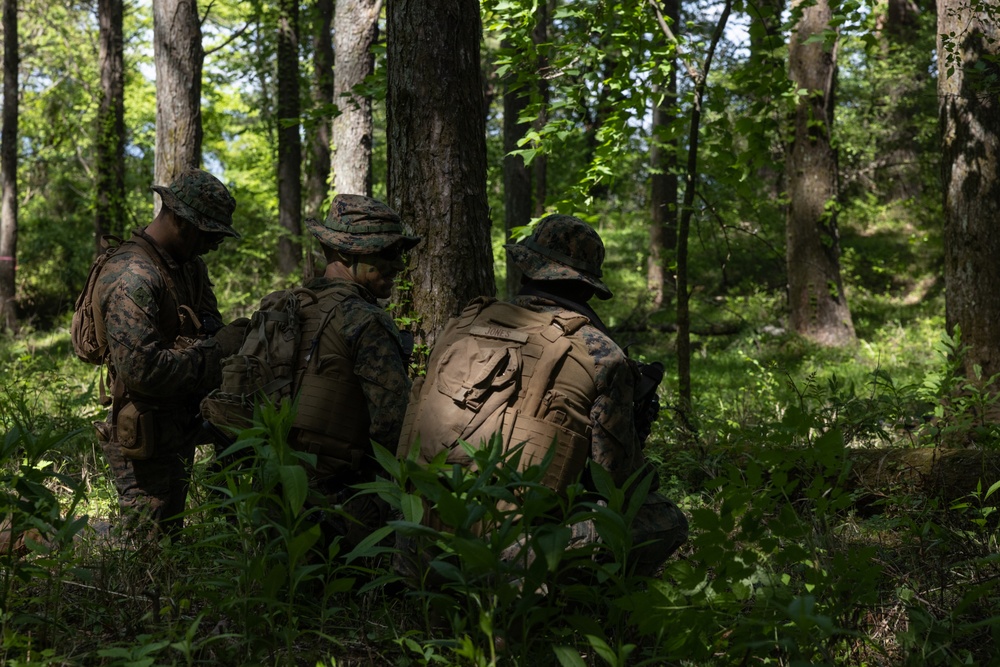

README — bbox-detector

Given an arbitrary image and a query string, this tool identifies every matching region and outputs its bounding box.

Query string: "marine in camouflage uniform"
[400,214,687,577]
[95,168,249,537]
[296,194,420,549]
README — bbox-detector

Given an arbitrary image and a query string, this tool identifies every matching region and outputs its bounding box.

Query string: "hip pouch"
[115,401,157,461]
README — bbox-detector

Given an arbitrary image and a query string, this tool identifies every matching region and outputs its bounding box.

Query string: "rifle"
[633,361,664,446]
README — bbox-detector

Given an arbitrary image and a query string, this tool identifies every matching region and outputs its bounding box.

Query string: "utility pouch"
[115,401,156,461]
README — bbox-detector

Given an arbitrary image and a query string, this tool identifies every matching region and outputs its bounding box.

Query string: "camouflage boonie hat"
[506,214,612,300]
[306,194,421,255]
[151,168,240,239]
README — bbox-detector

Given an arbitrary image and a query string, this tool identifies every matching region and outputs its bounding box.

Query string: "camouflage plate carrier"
[398,296,598,492]
[201,283,372,470]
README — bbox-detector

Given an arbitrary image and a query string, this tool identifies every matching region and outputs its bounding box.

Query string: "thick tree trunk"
[333,0,380,197]
[502,49,530,300]
[276,0,302,275]
[152,0,203,203]
[848,448,1000,508]
[305,0,333,221]
[785,0,855,347]
[0,0,18,332]
[96,0,126,254]
[938,1,1000,380]
[387,0,494,349]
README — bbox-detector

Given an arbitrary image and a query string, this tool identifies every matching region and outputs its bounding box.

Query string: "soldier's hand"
[213,317,250,357]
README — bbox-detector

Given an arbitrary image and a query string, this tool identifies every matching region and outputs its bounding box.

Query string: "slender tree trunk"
[532,1,550,217]
[276,0,302,275]
[152,0,203,205]
[96,0,126,254]
[387,0,493,349]
[874,0,924,201]
[675,0,730,427]
[785,0,855,346]
[647,0,679,309]
[502,46,530,299]
[305,0,333,220]
[333,0,380,196]
[304,0,334,280]
[938,0,1000,379]
[0,0,18,332]
[748,0,786,202]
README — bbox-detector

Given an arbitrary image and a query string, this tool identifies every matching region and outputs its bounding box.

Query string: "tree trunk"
[873,0,925,202]
[676,0,731,427]
[747,0,786,203]
[502,44,530,300]
[532,1,550,218]
[304,0,334,280]
[305,0,333,221]
[847,448,1000,509]
[152,0,203,204]
[938,1,1000,381]
[785,0,855,347]
[95,0,126,254]
[0,0,18,332]
[386,0,494,349]
[647,0,679,310]
[276,0,302,276]
[333,0,380,197]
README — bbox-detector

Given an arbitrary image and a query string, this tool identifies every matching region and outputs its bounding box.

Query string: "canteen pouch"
[115,401,156,461]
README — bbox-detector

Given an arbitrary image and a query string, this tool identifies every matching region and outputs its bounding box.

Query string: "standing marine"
[93,168,249,537]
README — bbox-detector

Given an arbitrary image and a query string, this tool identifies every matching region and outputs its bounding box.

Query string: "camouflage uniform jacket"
[509,294,655,490]
[95,227,226,407]
[301,276,411,459]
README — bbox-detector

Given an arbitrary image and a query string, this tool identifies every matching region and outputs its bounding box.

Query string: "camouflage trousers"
[500,491,688,577]
[310,475,391,554]
[100,413,198,538]
[395,491,688,585]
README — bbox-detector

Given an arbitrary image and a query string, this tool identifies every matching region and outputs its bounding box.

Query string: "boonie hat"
[307,194,421,254]
[151,168,240,239]
[505,214,612,300]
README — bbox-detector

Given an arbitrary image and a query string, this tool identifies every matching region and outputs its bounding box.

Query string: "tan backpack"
[398,297,596,492]
[71,235,125,365]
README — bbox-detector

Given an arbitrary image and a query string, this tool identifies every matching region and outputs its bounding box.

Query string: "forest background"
[1,0,1000,665]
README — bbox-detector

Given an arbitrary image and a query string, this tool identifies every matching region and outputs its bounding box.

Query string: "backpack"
[71,235,124,364]
[72,233,188,366]
[200,286,348,438]
[398,297,594,492]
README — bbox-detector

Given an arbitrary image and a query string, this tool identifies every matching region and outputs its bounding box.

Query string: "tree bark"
[305,0,333,221]
[847,448,1000,509]
[276,0,302,275]
[501,43,530,300]
[676,0,731,426]
[387,0,494,349]
[333,0,380,197]
[646,0,679,309]
[938,1,1000,380]
[96,0,126,254]
[785,0,855,347]
[0,0,18,332]
[532,1,550,218]
[152,0,203,203]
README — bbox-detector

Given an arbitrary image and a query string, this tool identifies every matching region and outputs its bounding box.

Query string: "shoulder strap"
[128,233,184,311]
[300,286,347,366]
[456,296,498,329]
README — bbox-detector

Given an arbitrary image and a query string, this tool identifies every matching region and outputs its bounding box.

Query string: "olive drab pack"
[199,285,357,442]
[398,297,596,492]
[71,235,125,365]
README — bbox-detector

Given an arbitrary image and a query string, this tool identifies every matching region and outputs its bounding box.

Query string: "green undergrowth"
[3,204,998,664]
